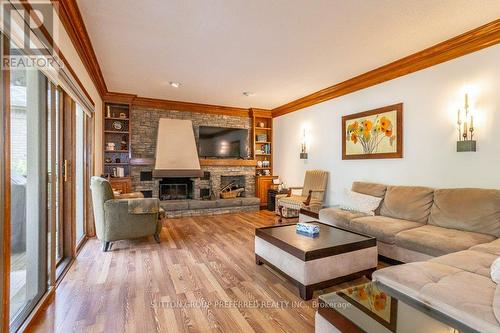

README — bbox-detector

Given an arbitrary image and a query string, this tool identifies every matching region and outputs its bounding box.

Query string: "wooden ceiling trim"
[103,92,257,118]
[132,96,251,117]
[272,19,500,117]
[52,0,108,97]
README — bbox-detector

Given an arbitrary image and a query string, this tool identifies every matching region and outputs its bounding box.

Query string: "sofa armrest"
[102,199,159,241]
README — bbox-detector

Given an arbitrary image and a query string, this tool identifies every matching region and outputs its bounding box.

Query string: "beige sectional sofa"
[319,181,500,332]
[319,182,499,262]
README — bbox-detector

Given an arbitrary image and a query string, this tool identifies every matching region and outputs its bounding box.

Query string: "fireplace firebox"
[159,178,193,200]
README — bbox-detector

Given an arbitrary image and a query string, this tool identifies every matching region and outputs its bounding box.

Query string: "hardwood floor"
[28,211,372,333]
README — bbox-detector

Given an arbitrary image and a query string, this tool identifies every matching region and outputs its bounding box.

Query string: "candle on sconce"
[456,90,477,152]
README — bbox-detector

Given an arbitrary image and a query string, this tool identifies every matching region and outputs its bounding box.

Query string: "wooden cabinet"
[256,176,278,208]
[109,177,132,194]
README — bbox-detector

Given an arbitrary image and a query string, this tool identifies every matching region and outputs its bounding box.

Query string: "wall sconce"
[456,93,476,152]
[300,128,308,159]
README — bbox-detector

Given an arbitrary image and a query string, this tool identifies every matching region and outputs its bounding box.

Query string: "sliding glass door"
[75,105,86,244]
[7,48,91,333]
[9,51,48,331]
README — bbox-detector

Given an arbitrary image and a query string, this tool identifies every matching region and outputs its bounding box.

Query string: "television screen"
[198,126,249,158]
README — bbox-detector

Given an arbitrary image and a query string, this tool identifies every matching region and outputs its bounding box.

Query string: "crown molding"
[132,96,250,117]
[272,19,500,117]
[52,0,108,97]
[103,92,256,118]
[103,91,136,105]
[250,108,273,118]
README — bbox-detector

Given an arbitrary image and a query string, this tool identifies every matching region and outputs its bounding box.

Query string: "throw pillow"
[340,188,382,216]
[491,257,500,284]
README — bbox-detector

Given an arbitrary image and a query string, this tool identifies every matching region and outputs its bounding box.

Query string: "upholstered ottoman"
[255,222,377,300]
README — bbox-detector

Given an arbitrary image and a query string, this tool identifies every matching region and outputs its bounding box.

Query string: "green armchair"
[90,177,162,251]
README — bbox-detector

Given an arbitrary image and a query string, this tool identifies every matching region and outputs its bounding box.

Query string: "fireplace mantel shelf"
[130,158,257,167]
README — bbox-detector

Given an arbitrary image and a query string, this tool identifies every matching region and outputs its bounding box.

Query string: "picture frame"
[342,103,403,160]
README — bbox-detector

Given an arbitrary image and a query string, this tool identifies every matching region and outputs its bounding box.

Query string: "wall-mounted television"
[198,126,249,159]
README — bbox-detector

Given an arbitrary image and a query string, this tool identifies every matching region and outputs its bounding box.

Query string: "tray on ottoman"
[255,221,377,300]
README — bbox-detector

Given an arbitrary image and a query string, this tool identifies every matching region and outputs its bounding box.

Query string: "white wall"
[273,44,500,205]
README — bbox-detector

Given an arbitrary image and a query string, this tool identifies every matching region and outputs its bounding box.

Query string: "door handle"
[63,160,69,182]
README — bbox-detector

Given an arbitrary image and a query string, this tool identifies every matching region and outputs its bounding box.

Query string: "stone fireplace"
[128,107,259,217]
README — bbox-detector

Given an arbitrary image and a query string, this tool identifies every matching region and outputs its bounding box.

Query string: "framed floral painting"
[342,103,403,160]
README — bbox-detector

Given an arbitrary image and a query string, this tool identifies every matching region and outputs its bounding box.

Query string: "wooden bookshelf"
[251,109,276,208]
[251,109,273,177]
[103,102,131,181]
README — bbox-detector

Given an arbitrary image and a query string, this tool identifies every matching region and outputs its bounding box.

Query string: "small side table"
[267,189,288,211]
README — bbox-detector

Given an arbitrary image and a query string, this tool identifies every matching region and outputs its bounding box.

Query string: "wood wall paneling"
[52,0,107,97]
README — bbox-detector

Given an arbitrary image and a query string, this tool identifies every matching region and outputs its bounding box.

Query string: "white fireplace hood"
[153,118,203,178]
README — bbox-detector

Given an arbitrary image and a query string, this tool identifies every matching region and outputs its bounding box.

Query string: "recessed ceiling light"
[169,81,181,88]
[242,91,254,97]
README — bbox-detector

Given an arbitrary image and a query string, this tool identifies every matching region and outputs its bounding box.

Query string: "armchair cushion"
[278,195,308,210]
[128,198,160,214]
[278,195,309,218]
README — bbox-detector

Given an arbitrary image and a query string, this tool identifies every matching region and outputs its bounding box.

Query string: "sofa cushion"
[395,225,496,257]
[430,250,497,278]
[240,197,261,206]
[470,238,500,256]
[373,262,500,333]
[319,208,367,229]
[341,189,382,215]
[160,200,189,211]
[429,188,500,237]
[188,200,217,210]
[216,198,242,208]
[351,181,387,198]
[373,261,463,296]
[349,216,422,244]
[380,185,434,223]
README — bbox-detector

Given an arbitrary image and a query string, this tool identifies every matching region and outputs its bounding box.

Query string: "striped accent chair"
[278,170,329,220]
